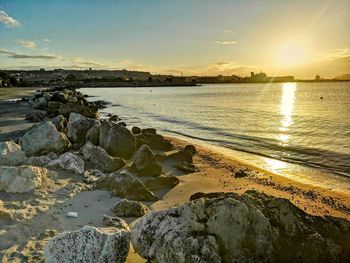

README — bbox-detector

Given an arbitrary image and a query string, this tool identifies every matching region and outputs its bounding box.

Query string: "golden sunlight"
[277,42,306,67]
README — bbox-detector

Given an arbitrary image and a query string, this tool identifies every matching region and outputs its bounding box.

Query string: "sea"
[82,82,350,192]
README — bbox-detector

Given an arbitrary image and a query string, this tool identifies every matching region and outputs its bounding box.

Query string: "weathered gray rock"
[102,215,130,229]
[95,169,158,201]
[47,152,84,174]
[86,122,101,145]
[0,141,27,166]
[47,101,63,114]
[25,110,46,122]
[67,112,99,144]
[59,101,99,119]
[135,133,173,151]
[51,115,67,133]
[0,165,52,193]
[80,142,125,173]
[19,121,70,156]
[112,199,150,217]
[83,169,105,184]
[130,145,162,177]
[31,97,47,109]
[131,190,350,263]
[25,156,52,167]
[99,120,136,159]
[44,225,130,263]
[109,115,120,122]
[145,176,179,190]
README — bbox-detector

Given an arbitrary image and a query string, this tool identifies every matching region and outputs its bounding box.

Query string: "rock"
[47,152,84,174]
[86,122,101,145]
[83,169,105,184]
[31,97,47,109]
[145,176,179,190]
[95,169,158,201]
[175,162,199,174]
[131,126,141,135]
[118,121,127,127]
[19,121,70,156]
[0,165,52,193]
[0,141,27,166]
[67,112,99,144]
[51,91,68,103]
[136,133,173,151]
[51,115,67,133]
[184,144,196,155]
[166,149,194,163]
[99,120,136,159]
[44,225,130,263]
[132,190,350,263]
[142,128,157,135]
[102,215,130,230]
[234,169,250,178]
[130,145,162,177]
[112,199,150,217]
[47,101,63,114]
[25,110,46,122]
[59,100,99,119]
[0,199,13,222]
[25,156,52,167]
[109,115,120,122]
[80,142,125,173]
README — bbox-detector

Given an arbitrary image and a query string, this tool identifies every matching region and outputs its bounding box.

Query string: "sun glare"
[277,42,306,67]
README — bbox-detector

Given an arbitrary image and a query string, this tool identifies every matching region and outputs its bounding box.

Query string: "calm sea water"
[82,82,350,189]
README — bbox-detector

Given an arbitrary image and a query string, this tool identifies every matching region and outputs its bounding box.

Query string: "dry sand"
[0,88,349,262]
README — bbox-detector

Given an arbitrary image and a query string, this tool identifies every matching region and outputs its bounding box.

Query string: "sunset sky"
[0,0,349,78]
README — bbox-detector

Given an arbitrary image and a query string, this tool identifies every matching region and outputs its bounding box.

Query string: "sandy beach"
[0,88,349,262]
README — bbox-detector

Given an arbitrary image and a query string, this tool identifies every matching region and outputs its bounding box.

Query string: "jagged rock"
[25,156,52,167]
[59,100,99,119]
[175,162,199,174]
[25,110,46,122]
[109,115,120,122]
[99,120,136,159]
[86,122,101,145]
[51,91,68,103]
[67,112,99,144]
[135,133,173,151]
[31,97,47,109]
[47,152,84,174]
[19,121,70,156]
[131,126,141,135]
[131,190,350,263]
[80,142,125,173]
[44,225,130,263]
[51,115,67,133]
[0,165,53,193]
[145,176,180,190]
[234,169,250,178]
[102,215,130,230]
[83,169,105,184]
[112,199,150,217]
[130,145,162,177]
[95,169,158,201]
[47,101,63,114]
[0,141,27,166]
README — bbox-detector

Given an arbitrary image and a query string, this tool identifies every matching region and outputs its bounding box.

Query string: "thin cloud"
[0,10,20,27]
[71,58,105,68]
[20,40,37,49]
[214,40,237,45]
[44,38,51,42]
[0,49,59,59]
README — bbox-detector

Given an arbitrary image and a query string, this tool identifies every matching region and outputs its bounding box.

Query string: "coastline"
[0,87,350,262]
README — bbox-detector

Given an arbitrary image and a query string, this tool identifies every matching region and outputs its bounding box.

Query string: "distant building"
[315,74,321,80]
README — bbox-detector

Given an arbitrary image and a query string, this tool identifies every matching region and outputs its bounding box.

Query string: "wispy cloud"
[71,58,106,68]
[214,40,236,45]
[0,10,20,27]
[20,40,37,49]
[0,49,59,59]
[44,38,51,42]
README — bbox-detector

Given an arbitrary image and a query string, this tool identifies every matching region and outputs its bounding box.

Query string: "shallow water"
[82,82,350,189]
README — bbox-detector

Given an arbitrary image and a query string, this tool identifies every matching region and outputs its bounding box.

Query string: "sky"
[0,0,349,78]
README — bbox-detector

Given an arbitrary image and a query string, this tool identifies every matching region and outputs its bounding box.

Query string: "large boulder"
[25,155,52,167]
[44,225,130,263]
[51,115,67,133]
[131,190,350,263]
[25,110,46,122]
[0,141,27,166]
[112,199,150,217]
[80,142,125,173]
[0,165,52,193]
[99,120,136,159]
[86,122,101,145]
[59,101,99,119]
[145,176,179,190]
[67,112,99,144]
[47,152,84,174]
[19,121,70,156]
[95,169,158,202]
[135,133,173,151]
[31,96,47,109]
[130,144,162,177]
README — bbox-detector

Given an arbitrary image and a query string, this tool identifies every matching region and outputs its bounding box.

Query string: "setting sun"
[277,42,307,67]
